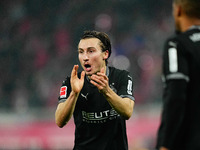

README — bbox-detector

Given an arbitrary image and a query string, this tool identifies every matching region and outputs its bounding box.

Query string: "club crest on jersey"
[60,86,67,98]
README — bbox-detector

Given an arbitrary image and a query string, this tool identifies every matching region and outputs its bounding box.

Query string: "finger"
[91,75,106,86]
[71,65,79,77]
[74,65,78,75]
[71,65,76,76]
[90,80,104,90]
[80,71,85,80]
[71,65,78,77]
[97,72,108,80]
[95,74,108,84]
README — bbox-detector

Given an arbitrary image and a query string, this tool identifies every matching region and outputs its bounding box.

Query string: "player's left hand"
[90,67,110,94]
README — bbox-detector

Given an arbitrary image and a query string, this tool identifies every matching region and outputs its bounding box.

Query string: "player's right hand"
[70,65,85,93]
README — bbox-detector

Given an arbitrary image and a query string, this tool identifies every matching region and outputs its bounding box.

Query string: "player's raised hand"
[71,65,85,93]
[90,67,109,94]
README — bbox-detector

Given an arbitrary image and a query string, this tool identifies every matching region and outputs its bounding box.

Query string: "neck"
[180,16,200,32]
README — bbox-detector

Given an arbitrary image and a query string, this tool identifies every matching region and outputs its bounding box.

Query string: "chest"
[76,78,120,112]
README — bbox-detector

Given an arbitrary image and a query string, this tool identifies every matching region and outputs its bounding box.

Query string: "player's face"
[78,38,108,78]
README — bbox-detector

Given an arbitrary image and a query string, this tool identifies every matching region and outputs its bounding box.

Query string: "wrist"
[71,90,80,97]
[102,86,113,97]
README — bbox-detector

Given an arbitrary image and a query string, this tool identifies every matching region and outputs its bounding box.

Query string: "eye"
[88,48,96,53]
[78,50,84,54]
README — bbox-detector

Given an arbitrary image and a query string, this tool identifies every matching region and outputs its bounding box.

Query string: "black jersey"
[58,66,135,150]
[156,26,200,150]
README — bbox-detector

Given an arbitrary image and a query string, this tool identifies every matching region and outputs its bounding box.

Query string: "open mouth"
[84,64,92,72]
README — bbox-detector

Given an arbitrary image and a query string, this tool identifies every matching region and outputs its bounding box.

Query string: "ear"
[177,5,182,17]
[173,3,182,18]
[175,4,183,17]
[103,50,109,60]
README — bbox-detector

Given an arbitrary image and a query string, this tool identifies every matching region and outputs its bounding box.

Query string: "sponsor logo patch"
[82,108,120,124]
[60,86,67,98]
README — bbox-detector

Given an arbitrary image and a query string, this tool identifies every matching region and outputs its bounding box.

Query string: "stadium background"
[0,0,172,149]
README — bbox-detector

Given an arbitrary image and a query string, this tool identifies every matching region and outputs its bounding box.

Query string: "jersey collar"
[106,66,109,77]
[188,25,200,31]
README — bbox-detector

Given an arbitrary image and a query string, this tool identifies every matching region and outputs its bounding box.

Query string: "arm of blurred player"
[90,68,134,120]
[55,65,85,128]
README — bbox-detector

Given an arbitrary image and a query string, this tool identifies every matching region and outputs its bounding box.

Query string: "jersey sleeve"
[58,76,72,103]
[162,38,189,82]
[117,70,135,101]
[156,37,188,149]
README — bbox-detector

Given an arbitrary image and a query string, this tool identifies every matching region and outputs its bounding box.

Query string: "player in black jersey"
[156,0,200,150]
[55,30,135,150]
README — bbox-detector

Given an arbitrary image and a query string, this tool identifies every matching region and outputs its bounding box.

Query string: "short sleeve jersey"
[156,26,200,150]
[58,66,135,150]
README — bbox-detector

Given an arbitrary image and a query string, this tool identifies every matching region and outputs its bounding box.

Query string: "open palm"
[70,65,85,93]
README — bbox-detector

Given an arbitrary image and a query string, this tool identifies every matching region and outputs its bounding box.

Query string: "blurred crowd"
[0,0,173,112]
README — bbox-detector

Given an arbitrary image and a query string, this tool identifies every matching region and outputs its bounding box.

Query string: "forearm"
[103,87,134,120]
[55,91,79,128]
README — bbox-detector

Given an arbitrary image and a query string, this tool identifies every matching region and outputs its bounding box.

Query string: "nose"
[83,53,89,61]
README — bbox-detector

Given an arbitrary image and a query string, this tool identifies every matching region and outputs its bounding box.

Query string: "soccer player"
[55,30,135,150]
[156,0,200,150]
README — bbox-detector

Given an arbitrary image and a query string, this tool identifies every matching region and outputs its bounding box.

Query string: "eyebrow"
[78,47,96,51]
[78,48,83,51]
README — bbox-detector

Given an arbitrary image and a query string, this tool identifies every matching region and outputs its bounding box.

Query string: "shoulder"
[109,66,130,76]
[165,29,200,47]
[164,29,200,59]
[164,33,183,48]
[108,66,132,81]
[62,76,70,84]
[163,33,187,56]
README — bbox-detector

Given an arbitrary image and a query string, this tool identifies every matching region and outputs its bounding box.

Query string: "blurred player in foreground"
[156,0,200,150]
[55,30,135,150]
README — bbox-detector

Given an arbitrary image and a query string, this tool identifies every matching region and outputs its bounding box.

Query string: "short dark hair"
[174,0,200,19]
[80,30,112,64]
